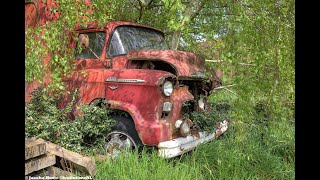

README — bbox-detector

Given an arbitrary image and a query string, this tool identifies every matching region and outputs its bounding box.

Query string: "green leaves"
[25,88,116,154]
[25,0,93,92]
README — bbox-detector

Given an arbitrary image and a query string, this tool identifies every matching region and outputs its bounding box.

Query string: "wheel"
[105,115,142,158]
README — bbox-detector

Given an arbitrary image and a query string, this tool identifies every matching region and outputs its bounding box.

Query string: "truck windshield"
[108,26,167,56]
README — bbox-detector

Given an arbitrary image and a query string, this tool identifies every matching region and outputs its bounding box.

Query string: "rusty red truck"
[25,0,228,158]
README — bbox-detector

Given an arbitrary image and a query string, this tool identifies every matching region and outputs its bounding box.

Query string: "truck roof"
[74,21,164,35]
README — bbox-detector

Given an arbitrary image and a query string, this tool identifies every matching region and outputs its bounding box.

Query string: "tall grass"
[95,120,294,180]
[95,149,205,180]
[95,90,294,180]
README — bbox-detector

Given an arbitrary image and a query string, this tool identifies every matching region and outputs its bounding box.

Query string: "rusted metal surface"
[158,120,229,158]
[163,86,194,139]
[127,50,205,78]
[214,120,229,137]
[104,69,182,145]
[203,68,223,93]
[111,56,128,69]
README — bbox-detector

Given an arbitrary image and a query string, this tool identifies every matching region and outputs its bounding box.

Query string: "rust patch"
[203,68,223,93]
[214,120,229,138]
[127,50,205,77]
[190,130,200,139]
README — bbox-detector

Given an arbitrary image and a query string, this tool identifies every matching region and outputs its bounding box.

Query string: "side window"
[75,32,106,59]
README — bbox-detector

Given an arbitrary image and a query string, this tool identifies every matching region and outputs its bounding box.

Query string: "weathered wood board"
[47,166,75,177]
[25,153,56,175]
[36,138,96,176]
[25,138,47,160]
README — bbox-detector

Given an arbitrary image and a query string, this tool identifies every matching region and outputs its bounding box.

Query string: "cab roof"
[74,21,164,35]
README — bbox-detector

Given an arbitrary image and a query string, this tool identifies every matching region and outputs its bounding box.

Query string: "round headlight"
[163,81,173,96]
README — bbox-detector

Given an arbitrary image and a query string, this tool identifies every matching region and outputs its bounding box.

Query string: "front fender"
[106,100,170,145]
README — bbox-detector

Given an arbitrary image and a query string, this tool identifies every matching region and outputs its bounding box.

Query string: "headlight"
[180,120,191,137]
[163,81,173,96]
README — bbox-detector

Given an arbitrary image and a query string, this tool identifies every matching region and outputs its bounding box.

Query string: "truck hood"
[127,50,206,79]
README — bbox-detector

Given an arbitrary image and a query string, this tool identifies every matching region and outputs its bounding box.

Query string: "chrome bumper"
[157,120,228,158]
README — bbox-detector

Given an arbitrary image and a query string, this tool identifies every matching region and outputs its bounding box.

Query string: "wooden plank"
[47,166,74,177]
[25,153,56,175]
[36,138,96,176]
[25,169,50,179]
[25,138,47,160]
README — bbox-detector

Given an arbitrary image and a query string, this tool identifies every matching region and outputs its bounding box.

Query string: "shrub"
[25,88,116,154]
[187,98,232,132]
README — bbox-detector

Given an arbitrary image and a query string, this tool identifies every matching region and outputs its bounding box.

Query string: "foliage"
[184,102,231,132]
[25,88,116,154]
[25,0,295,178]
[189,121,294,179]
[26,0,86,90]
[95,116,294,179]
[217,0,295,121]
[25,0,113,91]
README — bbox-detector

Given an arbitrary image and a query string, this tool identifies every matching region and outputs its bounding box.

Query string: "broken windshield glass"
[108,26,167,56]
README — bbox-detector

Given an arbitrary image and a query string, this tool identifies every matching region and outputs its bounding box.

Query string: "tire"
[105,115,142,158]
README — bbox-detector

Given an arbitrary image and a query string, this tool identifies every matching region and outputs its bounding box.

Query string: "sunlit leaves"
[26,0,115,91]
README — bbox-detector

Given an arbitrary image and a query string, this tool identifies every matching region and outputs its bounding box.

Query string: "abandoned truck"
[25,0,228,158]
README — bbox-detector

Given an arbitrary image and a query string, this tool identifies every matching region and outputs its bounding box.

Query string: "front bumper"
[157,120,228,158]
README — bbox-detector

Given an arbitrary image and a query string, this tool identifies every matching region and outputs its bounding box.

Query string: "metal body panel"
[127,50,205,78]
[104,69,178,145]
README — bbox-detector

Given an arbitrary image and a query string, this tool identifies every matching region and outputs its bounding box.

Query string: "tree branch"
[137,0,144,21]
[213,85,237,96]
[206,60,256,66]
[146,0,154,7]
[213,84,236,90]
[188,1,206,22]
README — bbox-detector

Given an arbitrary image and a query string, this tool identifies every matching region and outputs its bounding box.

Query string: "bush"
[188,97,232,132]
[25,88,116,155]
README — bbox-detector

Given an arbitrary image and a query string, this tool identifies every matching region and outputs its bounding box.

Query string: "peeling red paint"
[105,69,176,145]
[111,56,128,69]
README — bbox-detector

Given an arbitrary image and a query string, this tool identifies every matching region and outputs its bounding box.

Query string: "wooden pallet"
[25,137,96,177]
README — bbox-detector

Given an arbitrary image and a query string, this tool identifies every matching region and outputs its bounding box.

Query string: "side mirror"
[79,34,89,49]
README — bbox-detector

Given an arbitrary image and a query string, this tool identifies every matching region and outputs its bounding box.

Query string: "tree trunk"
[169,0,206,50]
[170,30,181,50]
